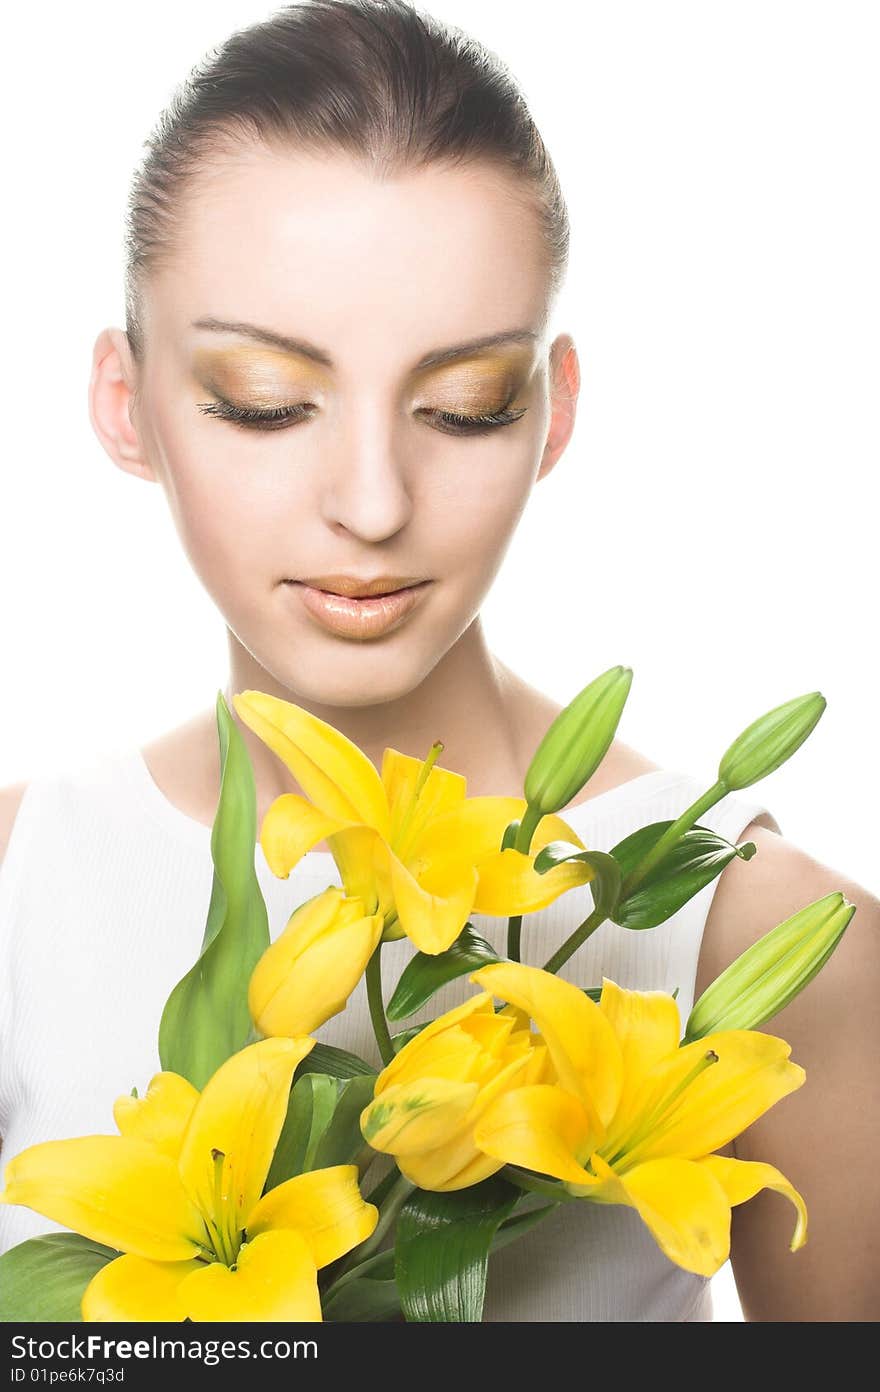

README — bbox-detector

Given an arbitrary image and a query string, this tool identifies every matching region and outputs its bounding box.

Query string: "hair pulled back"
[124,0,569,360]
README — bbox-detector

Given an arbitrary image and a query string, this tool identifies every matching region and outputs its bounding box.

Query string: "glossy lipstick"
[284,578,431,639]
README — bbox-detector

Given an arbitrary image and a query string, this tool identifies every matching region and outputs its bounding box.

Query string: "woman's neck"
[225,615,525,803]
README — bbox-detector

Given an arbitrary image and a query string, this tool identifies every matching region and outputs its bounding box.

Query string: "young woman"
[0,0,877,1321]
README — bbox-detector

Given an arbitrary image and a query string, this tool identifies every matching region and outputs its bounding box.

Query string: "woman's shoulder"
[0,748,145,879]
[694,821,880,1318]
[697,816,874,976]
[0,781,29,872]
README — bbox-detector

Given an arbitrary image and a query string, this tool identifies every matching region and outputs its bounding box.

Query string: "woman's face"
[120,146,578,707]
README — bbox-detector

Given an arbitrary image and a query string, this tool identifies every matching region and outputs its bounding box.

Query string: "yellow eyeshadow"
[412,353,534,413]
[191,343,535,413]
[415,376,519,413]
[193,345,326,406]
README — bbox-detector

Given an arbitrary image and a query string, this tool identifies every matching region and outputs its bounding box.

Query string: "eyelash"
[195,399,528,436]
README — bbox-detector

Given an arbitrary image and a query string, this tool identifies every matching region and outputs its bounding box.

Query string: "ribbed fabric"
[0,748,775,1320]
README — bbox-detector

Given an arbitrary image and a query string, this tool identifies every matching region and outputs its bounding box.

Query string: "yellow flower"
[468,962,808,1278]
[233,689,595,955]
[249,886,384,1037]
[0,1039,378,1321]
[359,992,550,1189]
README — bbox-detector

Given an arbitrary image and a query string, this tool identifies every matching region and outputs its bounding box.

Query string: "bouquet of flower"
[0,669,852,1322]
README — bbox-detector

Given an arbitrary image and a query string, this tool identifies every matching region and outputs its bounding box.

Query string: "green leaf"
[387,926,503,1021]
[0,1233,119,1322]
[391,1025,425,1052]
[265,1073,339,1190]
[313,1074,378,1170]
[610,821,755,931]
[294,1042,377,1080]
[532,845,623,923]
[395,1175,521,1322]
[159,691,270,1087]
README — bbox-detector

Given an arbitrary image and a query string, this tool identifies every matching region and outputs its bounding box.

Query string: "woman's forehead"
[151,146,551,334]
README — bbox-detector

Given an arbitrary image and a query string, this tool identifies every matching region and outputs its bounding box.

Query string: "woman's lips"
[285,580,431,639]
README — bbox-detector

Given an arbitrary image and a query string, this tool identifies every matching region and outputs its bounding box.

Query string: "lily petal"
[233,690,390,834]
[377,1063,532,1193]
[373,992,494,1093]
[381,748,467,855]
[249,889,383,1037]
[247,1164,378,1267]
[178,1037,315,1237]
[82,1253,203,1322]
[416,799,588,879]
[597,979,682,1143]
[418,1148,507,1192]
[471,962,623,1131]
[327,823,388,913]
[178,1229,322,1322]
[583,1151,732,1278]
[0,1136,204,1261]
[375,1109,487,1191]
[699,1153,808,1250]
[361,1077,480,1155]
[622,1030,806,1165]
[474,1083,597,1185]
[389,848,478,955]
[381,1049,535,1191]
[259,794,349,877]
[471,847,594,916]
[113,1073,200,1161]
[414,796,530,873]
[395,1139,506,1192]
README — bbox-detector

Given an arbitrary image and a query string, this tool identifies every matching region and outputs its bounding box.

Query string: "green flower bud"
[684,890,854,1041]
[718,692,826,791]
[524,666,633,815]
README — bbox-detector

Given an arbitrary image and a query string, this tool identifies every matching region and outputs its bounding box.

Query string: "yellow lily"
[359,990,550,1189]
[0,1039,378,1321]
[466,962,808,1278]
[249,886,384,1037]
[232,689,595,955]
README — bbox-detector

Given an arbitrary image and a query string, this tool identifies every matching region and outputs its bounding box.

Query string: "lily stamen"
[395,741,445,852]
[209,1147,239,1267]
[605,1050,720,1169]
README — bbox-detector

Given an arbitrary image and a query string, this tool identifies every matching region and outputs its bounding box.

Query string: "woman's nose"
[318,409,414,543]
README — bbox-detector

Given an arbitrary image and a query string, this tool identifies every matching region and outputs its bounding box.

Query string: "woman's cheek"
[163,462,265,595]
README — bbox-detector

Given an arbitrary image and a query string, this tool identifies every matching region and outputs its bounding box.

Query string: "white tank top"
[0,747,774,1321]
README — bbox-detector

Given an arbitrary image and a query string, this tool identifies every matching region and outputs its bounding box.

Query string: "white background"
[2,1,877,1320]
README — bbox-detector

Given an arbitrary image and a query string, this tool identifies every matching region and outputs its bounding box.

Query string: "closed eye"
[421,406,529,436]
[195,400,316,432]
[195,398,528,435]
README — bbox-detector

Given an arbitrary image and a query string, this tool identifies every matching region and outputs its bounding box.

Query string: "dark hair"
[124,0,570,362]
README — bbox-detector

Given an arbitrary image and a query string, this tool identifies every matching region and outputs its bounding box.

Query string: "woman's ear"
[536,333,580,482]
[88,327,159,482]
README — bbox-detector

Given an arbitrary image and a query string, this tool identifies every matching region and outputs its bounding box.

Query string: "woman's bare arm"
[697,822,880,1320]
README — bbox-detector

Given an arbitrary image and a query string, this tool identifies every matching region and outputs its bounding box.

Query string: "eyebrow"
[190,318,538,370]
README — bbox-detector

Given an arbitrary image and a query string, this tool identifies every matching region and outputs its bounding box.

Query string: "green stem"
[500,1164,579,1203]
[322,1247,394,1297]
[366,944,395,1067]
[364,1164,402,1209]
[506,804,543,962]
[326,1170,416,1288]
[542,902,606,976]
[507,914,523,962]
[542,781,732,977]
[618,780,728,901]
